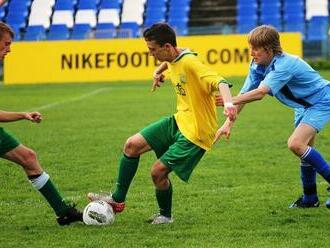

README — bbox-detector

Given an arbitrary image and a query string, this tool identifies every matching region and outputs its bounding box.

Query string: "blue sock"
[301,146,330,183]
[300,160,318,203]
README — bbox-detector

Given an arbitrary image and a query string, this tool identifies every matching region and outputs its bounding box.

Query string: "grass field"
[1,72,330,248]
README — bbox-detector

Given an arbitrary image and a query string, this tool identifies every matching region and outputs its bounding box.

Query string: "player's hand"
[214,123,232,143]
[25,112,42,123]
[215,95,224,106]
[224,104,237,122]
[151,73,165,92]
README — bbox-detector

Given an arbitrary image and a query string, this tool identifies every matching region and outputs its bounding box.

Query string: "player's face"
[145,40,171,62]
[0,32,12,60]
[249,44,273,66]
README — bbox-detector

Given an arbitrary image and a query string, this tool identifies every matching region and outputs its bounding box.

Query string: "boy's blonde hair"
[248,25,282,55]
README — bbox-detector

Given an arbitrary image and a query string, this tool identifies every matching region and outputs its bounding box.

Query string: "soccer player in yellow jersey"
[88,23,237,224]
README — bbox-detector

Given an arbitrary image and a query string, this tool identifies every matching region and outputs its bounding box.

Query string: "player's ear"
[164,43,172,49]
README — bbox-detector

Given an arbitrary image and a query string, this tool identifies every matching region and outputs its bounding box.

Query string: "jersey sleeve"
[240,66,261,94]
[262,68,293,95]
[184,57,230,92]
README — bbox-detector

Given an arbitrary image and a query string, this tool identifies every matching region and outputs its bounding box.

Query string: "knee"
[21,148,38,167]
[151,165,169,189]
[123,137,139,157]
[287,137,305,156]
[151,167,161,184]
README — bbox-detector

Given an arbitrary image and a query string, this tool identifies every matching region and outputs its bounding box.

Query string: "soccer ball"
[83,200,115,225]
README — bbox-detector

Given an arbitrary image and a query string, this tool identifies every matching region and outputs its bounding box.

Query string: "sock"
[112,154,140,203]
[300,160,318,203]
[29,172,69,216]
[301,146,330,183]
[155,180,172,218]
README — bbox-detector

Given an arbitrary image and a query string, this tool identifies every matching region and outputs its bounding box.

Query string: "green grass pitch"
[0,72,330,247]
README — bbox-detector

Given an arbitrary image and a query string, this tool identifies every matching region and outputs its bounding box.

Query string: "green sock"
[156,181,172,218]
[39,179,69,216]
[112,154,140,203]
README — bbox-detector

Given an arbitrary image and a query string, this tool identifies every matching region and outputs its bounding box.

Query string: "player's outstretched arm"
[0,110,42,123]
[151,62,168,92]
[232,85,269,105]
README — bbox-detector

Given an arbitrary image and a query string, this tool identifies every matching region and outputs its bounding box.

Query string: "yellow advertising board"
[4,33,302,85]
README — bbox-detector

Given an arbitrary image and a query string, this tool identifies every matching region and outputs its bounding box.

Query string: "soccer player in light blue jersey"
[216,25,330,208]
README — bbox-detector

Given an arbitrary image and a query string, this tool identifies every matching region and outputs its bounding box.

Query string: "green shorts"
[140,116,205,182]
[0,127,20,156]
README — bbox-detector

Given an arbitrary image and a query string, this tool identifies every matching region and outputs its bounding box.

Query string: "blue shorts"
[294,89,330,132]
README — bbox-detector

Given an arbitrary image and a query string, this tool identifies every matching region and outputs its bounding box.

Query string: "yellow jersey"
[167,50,228,151]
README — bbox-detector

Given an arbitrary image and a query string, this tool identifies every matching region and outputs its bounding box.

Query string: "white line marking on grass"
[28,87,109,111]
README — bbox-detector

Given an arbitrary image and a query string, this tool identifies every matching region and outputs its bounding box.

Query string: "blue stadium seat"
[147,0,167,8]
[7,4,29,18]
[6,14,26,29]
[237,22,257,34]
[55,0,75,11]
[100,0,121,9]
[260,3,281,15]
[283,22,305,39]
[23,25,46,41]
[260,0,280,3]
[283,14,304,23]
[118,22,140,38]
[144,19,165,27]
[168,7,190,18]
[306,16,329,41]
[237,10,258,33]
[237,3,258,15]
[144,10,166,27]
[145,6,167,15]
[283,2,304,13]
[238,0,257,4]
[169,0,190,7]
[70,24,92,40]
[78,0,98,10]
[168,20,188,36]
[9,0,32,8]
[10,24,22,41]
[47,24,70,40]
[260,15,282,30]
[95,23,116,39]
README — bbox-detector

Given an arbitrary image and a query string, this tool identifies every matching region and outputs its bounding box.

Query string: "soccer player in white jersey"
[216,25,330,208]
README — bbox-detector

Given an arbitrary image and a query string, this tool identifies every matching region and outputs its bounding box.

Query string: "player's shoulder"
[273,53,300,70]
[275,52,300,64]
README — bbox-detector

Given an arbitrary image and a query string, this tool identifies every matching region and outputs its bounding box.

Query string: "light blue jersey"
[241,52,330,131]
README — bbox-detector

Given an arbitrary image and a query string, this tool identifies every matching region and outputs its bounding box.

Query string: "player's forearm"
[0,111,26,122]
[218,83,233,104]
[153,62,168,76]
[233,88,266,105]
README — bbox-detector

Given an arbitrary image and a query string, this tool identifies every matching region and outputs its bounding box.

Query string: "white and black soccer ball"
[83,200,115,225]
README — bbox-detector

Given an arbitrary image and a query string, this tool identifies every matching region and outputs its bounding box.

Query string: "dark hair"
[248,25,282,55]
[0,22,14,39]
[143,23,177,47]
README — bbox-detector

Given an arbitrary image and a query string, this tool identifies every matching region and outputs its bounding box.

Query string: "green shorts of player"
[0,127,20,155]
[140,116,205,182]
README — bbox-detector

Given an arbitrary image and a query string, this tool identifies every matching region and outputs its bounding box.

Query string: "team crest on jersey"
[179,74,187,84]
[175,83,186,96]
